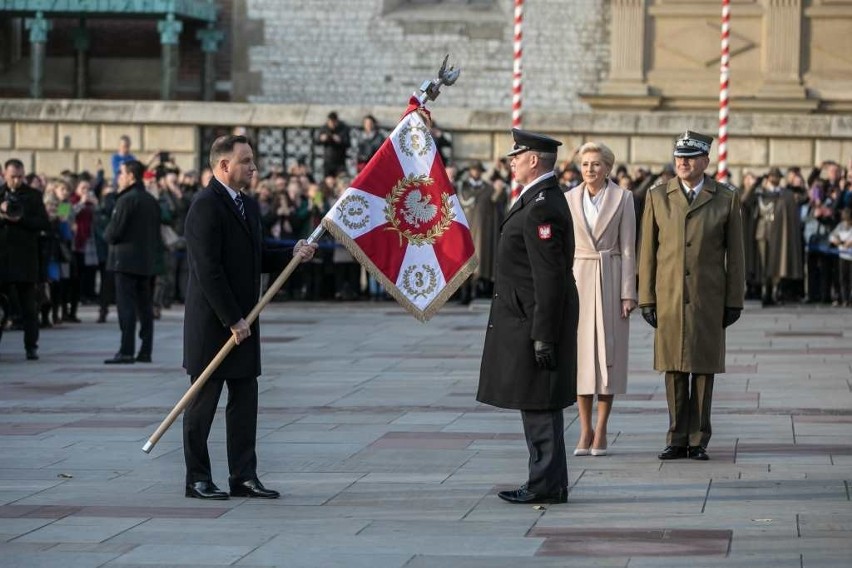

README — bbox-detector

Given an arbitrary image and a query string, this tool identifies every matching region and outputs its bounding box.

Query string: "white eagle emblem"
[402,189,438,227]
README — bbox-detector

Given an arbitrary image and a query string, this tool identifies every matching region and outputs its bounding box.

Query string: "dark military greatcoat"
[458,178,502,282]
[477,175,579,410]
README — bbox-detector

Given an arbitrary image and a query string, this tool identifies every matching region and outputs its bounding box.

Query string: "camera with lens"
[1,190,24,221]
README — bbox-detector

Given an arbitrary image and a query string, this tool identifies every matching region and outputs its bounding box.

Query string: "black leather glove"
[533,340,556,370]
[641,306,657,328]
[723,307,742,328]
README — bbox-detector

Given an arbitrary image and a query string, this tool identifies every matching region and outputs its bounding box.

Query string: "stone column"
[600,0,650,95]
[73,21,90,99]
[197,25,224,101]
[24,11,51,99]
[758,0,806,98]
[158,13,183,100]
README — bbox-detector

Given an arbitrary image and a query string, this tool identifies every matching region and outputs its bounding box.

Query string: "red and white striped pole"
[510,0,524,201]
[717,0,731,182]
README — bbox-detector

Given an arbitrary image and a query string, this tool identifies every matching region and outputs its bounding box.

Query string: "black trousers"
[807,252,836,302]
[521,409,567,495]
[1,282,39,351]
[665,372,714,448]
[99,265,114,309]
[114,271,153,357]
[838,259,852,304]
[73,251,97,303]
[183,375,258,486]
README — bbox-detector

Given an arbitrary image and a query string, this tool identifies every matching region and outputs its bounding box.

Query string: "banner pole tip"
[142,441,153,454]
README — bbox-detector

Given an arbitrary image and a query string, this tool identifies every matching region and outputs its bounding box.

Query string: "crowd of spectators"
[2,121,852,345]
[458,155,852,308]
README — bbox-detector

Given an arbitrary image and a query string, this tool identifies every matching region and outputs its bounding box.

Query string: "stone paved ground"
[0,300,850,567]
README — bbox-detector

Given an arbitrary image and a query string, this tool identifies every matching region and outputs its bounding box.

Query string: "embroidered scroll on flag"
[322,98,477,321]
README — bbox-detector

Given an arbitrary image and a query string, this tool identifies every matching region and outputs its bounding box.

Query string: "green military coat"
[638,176,745,374]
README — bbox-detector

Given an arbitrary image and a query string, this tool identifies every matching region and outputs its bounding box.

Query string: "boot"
[97,307,107,324]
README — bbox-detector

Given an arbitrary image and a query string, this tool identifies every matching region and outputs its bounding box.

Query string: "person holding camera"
[316,112,350,178]
[0,158,50,360]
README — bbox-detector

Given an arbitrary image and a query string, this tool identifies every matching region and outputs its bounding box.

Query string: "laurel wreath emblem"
[398,123,433,158]
[384,173,455,247]
[401,264,438,299]
[336,194,370,231]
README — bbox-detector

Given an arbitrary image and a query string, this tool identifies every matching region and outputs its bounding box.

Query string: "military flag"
[322,98,477,321]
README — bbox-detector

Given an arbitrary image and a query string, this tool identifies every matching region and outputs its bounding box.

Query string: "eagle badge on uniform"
[538,224,552,240]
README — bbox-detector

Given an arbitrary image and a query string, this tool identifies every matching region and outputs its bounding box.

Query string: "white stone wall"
[6,100,852,182]
[243,0,608,113]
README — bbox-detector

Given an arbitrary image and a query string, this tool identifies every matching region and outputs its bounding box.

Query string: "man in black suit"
[0,159,50,360]
[182,135,317,500]
[477,129,579,504]
[103,160,161,364]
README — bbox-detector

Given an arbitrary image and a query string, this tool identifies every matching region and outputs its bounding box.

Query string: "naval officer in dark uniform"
[477,129,579,504]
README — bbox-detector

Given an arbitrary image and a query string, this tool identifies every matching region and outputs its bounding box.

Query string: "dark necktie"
[234,193,246,219]
[687,189,695,204]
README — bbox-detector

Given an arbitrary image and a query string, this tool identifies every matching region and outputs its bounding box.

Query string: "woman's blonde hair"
[578,141,615,170]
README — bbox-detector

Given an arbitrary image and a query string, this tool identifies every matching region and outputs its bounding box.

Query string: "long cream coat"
[638,176,745,374]
[566,182,637,394]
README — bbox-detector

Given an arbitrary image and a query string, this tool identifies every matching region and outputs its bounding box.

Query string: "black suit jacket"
[183,178,292,379]
[477,174,579,410]
[0,183,50,283]
[104,182,161,276]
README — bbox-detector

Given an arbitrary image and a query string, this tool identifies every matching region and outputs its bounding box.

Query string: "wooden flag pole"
[142,224,326,454]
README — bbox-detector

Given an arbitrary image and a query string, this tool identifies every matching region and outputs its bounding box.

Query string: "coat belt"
[575,248,621,383]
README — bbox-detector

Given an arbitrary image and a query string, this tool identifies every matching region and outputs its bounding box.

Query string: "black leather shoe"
[688,446,709,461]
[26,349,39,361]
[104,354,135,364]
[497,486,567,505]
[185,481,229,500]
[230,478,280,499]
[658,445,688,460]
[136,354,152,363]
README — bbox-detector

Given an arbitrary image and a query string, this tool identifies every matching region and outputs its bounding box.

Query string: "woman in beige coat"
[565,142,637,456]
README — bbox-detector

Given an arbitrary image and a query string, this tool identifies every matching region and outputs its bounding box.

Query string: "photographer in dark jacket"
[0,159,50,360]
[316,111,350,177]
[103,160,161,364]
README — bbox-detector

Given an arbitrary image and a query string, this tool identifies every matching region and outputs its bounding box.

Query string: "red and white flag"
[322,98,477,321]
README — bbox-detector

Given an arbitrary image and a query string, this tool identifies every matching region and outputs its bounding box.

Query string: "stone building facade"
[0,0,850,180]
[232,0,609,113]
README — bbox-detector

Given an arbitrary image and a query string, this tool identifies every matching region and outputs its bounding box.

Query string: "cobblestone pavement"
[0,301,850,567]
